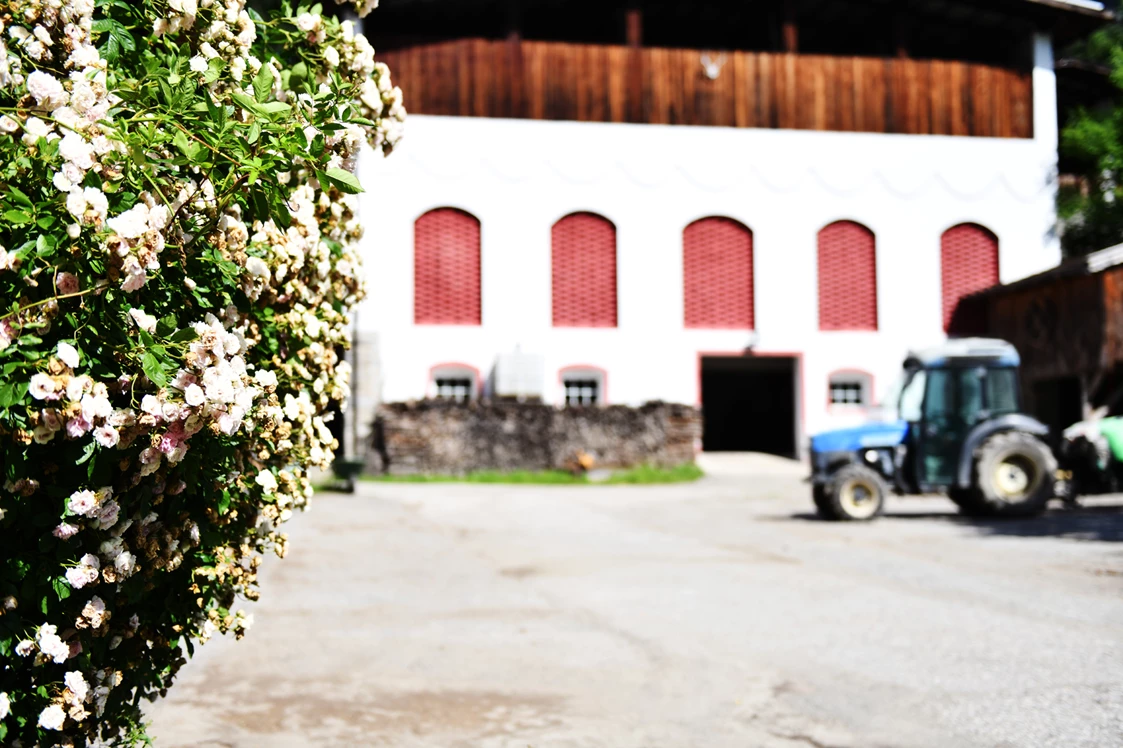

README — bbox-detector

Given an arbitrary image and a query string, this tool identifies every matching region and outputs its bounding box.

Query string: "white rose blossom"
[57,341,79,368]
[38,703,67,731]
[1,0,400,734]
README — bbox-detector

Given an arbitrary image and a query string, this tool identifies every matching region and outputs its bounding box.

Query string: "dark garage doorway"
[700,355,799,457]
[1032,377,1083,435]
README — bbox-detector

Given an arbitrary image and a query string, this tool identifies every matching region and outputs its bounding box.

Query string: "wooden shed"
[973,245,1123,433]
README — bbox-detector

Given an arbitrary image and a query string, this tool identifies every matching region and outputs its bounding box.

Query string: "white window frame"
[560,367,606,407]
[430,364,478,403]
[828,371,873,409]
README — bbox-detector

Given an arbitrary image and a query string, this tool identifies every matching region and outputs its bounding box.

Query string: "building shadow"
[790,502,1123,542]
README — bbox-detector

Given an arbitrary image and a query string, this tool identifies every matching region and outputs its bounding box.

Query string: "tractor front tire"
[812,484,830,515]
[819,465,887,522]
[970,431,1057,518]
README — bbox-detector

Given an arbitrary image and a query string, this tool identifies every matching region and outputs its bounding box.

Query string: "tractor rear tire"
[947,487,990,517]
[970,431,1057,518]
[819,465,887,522]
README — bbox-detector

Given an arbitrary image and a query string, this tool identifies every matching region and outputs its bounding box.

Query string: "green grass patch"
[354,463,704,486]
[364,469,582,485]
[601,462,705,484]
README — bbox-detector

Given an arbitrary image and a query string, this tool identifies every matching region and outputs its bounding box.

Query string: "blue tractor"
[810,339,1058,521]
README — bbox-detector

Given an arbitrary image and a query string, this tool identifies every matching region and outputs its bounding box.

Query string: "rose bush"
[0,0,403,741]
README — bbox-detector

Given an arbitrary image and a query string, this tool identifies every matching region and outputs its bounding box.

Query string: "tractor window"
[957,368,985,424]
[899,370,927,422]
[986,368,1020,415]
[923,369,953,420]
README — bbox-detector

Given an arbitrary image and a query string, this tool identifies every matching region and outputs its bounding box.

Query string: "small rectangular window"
[830,382,865,406]
[564,379,599,406]
[435,378,473,403]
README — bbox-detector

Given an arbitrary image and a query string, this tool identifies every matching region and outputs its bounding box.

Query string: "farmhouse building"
[349,0,1109,460]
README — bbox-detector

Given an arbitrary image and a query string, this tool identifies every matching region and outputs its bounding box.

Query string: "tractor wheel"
[947,487,990,517]
[970,431,1057,518]
[812,484,831,516]
[820,465,887,522]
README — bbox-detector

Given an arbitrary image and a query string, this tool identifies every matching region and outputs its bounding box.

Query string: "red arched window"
[818,220,878,331]
[552,212,617,328]
[941,223,999,334]
[414,208,481,325]
[684,217,754,329]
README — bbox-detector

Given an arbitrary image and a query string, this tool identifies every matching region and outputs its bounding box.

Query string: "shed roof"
[973,243,1123,298]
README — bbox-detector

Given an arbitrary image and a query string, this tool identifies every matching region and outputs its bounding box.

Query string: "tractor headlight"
[864,450,879,463]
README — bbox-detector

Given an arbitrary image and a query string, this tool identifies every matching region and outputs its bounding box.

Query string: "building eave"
[973,243,1123,298]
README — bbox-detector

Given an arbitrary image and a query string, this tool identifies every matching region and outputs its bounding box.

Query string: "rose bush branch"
[0,0,404,742]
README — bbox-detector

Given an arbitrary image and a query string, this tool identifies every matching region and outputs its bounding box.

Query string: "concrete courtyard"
[147,455,1123,747]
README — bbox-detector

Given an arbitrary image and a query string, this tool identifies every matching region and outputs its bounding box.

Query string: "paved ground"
[148,454,1123,747]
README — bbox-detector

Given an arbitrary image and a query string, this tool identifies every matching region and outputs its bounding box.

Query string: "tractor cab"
[810,339,1056,521]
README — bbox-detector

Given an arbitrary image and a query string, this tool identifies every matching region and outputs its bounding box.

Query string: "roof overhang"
[375,0,1113,48]
[971,243,1123,299]
[1022,0,1107,17]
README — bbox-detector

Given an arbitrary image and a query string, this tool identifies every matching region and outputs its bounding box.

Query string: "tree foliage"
[1060,11,1123,257]
[0,0,403,741]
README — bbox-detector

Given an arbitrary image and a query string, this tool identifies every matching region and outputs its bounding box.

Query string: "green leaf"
[270,187,292,229]
[142,351,168,387]
[168,327,197,343]
[250,186,269,220]
[75,439,97,465]
[36,234,56,258]
[173,129,190,154]
[205,91,225,127]
[7,185,33,209]
[253,64,273,103]
[51,576,71,601]
[231,91,263,115]
[92,18,134,62]
[290,62,308,81]
[3,209,31,225]
[257,101,291,116]
[247,120,261,144]
[173,130,203,162]
[156,315,177,336]
[318,167,364,194]
[204,58,225,84]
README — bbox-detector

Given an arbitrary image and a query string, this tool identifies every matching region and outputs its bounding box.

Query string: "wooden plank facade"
[379,39,1034,138]
[979,262,1123,431]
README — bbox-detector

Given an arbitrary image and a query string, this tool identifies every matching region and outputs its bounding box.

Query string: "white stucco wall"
[351,35,1060,453]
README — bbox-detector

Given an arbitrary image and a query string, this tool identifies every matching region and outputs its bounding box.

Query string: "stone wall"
[369,401,701,475]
